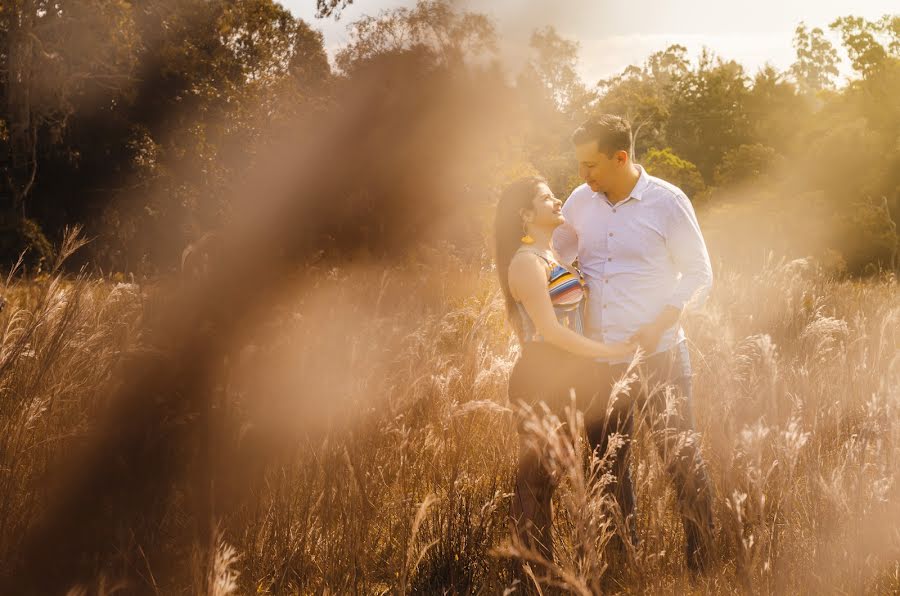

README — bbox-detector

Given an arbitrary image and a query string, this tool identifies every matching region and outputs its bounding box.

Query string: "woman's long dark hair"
[494,176,545,340]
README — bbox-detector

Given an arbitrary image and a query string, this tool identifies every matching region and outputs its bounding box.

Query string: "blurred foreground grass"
[0,256,897,594]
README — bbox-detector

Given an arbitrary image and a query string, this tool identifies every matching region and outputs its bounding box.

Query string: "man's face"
[575,141,624,194]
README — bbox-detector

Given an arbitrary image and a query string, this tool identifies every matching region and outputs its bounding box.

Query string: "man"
[552,114,715,572]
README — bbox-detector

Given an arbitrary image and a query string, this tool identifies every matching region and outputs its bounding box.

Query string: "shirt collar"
[628,164,649,201]
[597,164,649,205]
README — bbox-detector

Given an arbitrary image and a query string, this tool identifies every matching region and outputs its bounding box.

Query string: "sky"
[283,0,897,84]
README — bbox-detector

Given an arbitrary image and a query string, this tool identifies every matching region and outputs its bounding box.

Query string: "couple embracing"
[495,114,715,574]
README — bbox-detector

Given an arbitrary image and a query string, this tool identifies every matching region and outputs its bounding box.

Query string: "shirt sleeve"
[552,191,579,267]
[665,193,713,310]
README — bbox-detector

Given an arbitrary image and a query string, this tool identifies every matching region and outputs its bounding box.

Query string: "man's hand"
[629,322,667,353]
[602,340,639,360]
[629,305,683,353]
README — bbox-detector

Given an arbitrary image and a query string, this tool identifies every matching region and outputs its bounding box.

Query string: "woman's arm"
[508,253,634,360]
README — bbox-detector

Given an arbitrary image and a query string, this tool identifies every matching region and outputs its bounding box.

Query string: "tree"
[830,15,895,78]
[317,0,354,18]
[2,0,39,253]
[594,45,689,156]
[666,50,752,179]
[790,23,840,92]
[0,0,139,264]
[840,195,899,272]
[110,0,333,270]
[713,143,779,188]
[641,147,705,197]
[334,0,496,75]
[513,28,590,196]
[0,0,333,271]
[289,20,331,91]
[746,66,810,154]
[520,26,587,114]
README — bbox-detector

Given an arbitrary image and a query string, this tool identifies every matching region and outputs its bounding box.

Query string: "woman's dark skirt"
[508,341,607,421]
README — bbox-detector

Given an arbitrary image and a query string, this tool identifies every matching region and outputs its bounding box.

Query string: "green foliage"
[317,0,353,18]
[746,66,811,153]
[0,217,54,271]
[334,0,497,74]
[0,2,898,276]
[713,143,779,188]
[830,15,896,78]
[641,147,705,197]
[839,196,899,272]
[520,26,587,113]
[666,50,753,179]
[590,16,900,275]
[594,45,688,156]
[1,0,333,271]
[514,27,594,199]
[791,23,840,92]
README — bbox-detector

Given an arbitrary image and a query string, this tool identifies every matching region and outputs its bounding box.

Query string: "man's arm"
[631,193,712,351]
[665,192,713,311]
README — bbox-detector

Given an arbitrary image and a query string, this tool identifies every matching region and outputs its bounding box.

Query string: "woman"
[495,176,634,561]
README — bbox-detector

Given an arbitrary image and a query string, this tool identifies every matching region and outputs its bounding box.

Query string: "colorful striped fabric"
[514,250,588,342]
[548,264,585,307]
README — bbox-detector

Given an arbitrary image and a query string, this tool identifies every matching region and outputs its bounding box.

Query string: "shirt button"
[607,257,613,262]
[609,232,614,237]
[604,279,609,284]
[612,209,617,213]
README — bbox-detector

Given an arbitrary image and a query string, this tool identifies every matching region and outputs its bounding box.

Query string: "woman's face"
[525,182,564,229]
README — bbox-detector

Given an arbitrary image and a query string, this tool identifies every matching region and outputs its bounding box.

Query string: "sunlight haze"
[286,0,897,82]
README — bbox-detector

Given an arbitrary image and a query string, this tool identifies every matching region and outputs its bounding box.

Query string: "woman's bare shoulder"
[509,249,549,272]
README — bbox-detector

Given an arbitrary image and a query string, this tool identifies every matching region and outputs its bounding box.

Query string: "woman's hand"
[601,341,637,360]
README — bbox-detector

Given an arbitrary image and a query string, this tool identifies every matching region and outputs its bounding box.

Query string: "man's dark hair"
[572,114,632,158]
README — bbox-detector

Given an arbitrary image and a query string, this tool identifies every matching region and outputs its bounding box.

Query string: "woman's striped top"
[513,249,587,343]
[547,262,585,307]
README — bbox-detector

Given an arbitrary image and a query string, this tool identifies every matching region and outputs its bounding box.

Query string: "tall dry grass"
[0,249,897,594]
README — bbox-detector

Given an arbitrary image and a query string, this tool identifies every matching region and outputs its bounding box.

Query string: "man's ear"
[615,149,629,164]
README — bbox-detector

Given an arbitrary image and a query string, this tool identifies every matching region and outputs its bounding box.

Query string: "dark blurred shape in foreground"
[4,46,514,593]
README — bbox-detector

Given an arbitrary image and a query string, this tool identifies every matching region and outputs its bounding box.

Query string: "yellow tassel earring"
[520,212,535,244]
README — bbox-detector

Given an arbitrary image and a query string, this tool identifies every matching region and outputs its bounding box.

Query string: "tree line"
[1,1,897,274]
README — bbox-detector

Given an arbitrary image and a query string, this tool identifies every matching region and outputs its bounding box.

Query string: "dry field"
[0,252,897,594]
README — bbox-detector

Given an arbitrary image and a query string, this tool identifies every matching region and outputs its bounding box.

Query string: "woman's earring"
[520,211,534,244]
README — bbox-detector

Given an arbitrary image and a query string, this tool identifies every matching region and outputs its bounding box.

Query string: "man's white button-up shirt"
[552,165,713,363]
